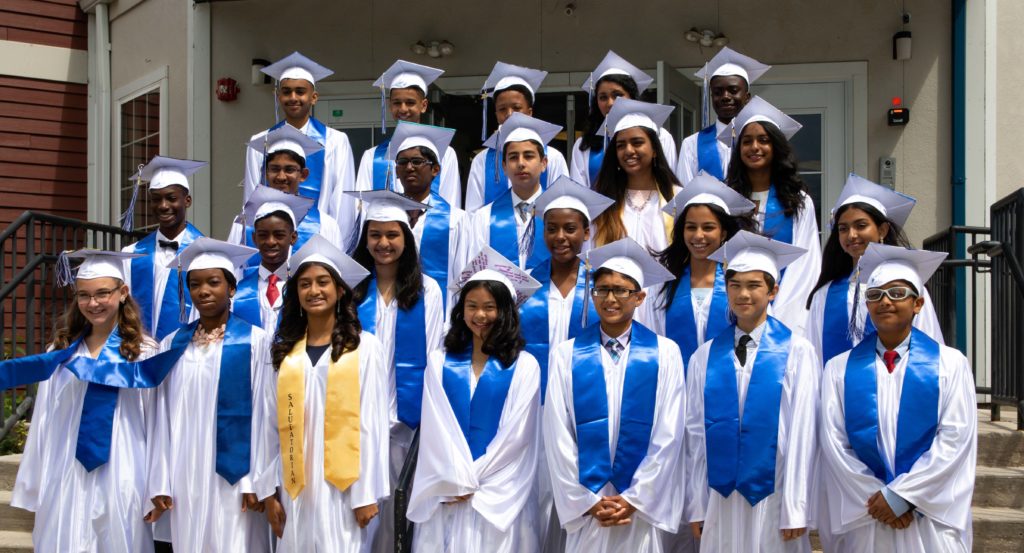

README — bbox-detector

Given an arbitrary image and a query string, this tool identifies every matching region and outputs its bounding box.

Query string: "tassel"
[177,262,188,324]
[380,85,388,135]
[119,165,144,232]
[587,71,595,115]
[481,93,489,141]
[55,250,74,288]
[260,134,270,188]
[493,124,503,188]
[273,80,280,125]
[700,62,712,129]
[848,266,864,342]
[581,253,592,328]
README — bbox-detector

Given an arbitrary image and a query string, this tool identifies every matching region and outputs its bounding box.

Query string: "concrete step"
[975,466,1024,509]
[0,530,32,553]
[973,506,1024,552]
[0,491,33,534]
[977,418,1024,467]
[0,456,20,492]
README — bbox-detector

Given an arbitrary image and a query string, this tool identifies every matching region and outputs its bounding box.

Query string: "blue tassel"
[118,165,144,232]
[55,250,74,288]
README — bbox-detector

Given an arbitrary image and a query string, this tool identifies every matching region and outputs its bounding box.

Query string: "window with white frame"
[118,87,161,232]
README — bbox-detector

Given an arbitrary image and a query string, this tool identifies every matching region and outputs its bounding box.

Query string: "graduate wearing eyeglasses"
[818,244,975,552]
[544,238,686,553]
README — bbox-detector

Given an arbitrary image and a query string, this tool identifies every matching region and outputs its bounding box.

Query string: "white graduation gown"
[464,146,569,212]
[805,280,945,366]
[12,340,159,553]
[226,210,345,253]
[148,325,276,552]
[404,195,471,314]
[818,343,976,553]
[544,333,687,553]
[266,332,390,553]
[366,276,444,553]
[466,187,543,271]
[684,328,819,553]
[674,122,730,185]
[752,190,821,335]
[243,119,358,227]
[570,128,677,188]
[355,144,463,208]
[122,229,193,333]
[408,350,542,552]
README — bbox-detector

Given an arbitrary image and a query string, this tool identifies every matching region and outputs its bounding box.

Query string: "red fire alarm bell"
[216,78,240,102]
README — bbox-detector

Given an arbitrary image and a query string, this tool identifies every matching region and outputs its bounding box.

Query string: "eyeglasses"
[591,287,639,298]
[864,286,918,302]
[395,157,433,168]
[266,165,302,176]
[75,288,118,304]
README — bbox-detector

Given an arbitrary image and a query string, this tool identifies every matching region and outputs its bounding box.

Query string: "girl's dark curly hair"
[579,74,640,152]
[592,126,679,246]
[725,120,806,217]
[805,201,912,308]
[444,280,524,367]
[351,220,424,311]
[655,202,757,310]
[272,262,361,369]
[52,279,146,361]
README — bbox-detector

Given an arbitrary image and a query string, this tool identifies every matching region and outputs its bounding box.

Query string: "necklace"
[626,188,654,211]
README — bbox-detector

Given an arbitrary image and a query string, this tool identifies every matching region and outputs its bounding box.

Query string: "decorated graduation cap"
[833,173,917,228]
[346,189,429,228]
[289,234,370,290]
[598,98,674,138]
[582,50,654,96]
[261,52,333,86]
[694,47,771,85]
[719,95,802,144]
[373,60,445,134]
[485,112,562,153]
[535,176,614,222]
[387,121,455,161]
[709,230,806,281]
[247,123,324,161]
[242,186,314,229]
[450,245,542,307]
[663,172,755,220]
[480,61,548,140]
[858,243,947,295]
[56,249,145,287]
[119,156,207,232]
[584,237,675,289]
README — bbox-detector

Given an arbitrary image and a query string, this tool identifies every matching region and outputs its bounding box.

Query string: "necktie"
[266,274,281,306]
[604,338,623,363]
[735,334,753,366]
[158,239,179,250]
[516,201,533,223]
[407,209,424,228]
[883,350,900,373]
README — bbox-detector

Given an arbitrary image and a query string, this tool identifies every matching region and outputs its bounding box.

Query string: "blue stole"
[488,188,550,271]
[519,259,596,404]
[372,138,393,190]
[130,223,204,340]
[762,185,794,245]
[822,274,875,365]
[705,316,792,506]
[243,202,321,265]
[269,117,328,201]
[442,348,517,460]
[697,124,724,180]
[419,192,452,310]
[572,323,660,494]
[357,277,428,429]
[232,266,262,327]
[0,327,189,470]
[665,263,730,368]
[587,144,605,186]
[483,146,551,205]
[844,328,940,484]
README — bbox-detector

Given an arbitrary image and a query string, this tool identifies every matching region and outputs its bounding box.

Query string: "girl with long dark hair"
[262,235,389,553]
[724,96,822,334]
[407,247,543,551]
[570,51,678,188]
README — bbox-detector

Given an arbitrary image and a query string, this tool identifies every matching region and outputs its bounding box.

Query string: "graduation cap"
[261,52,334,86]
[583,237,675,289]
[858,243,947,295]
[242,186,314,229]
[486,112,562,152]
[480,61,548,140]
[387,121,456,161]
[168,238,259,322]
[346,189,430,228]
[535,176,614,223]
[120,156,207,232]
[582,50,654,96]
[719,96,802,144]
[372,60,445,134]
[663,172,755,220]
[247,123,324,161]
[694,47,771,85]
[833,173,917,228]
[450,245,542,307]
[289,234,370,290]
[56,249,145,287]
[598,98,674,138]
[708,230,806,281]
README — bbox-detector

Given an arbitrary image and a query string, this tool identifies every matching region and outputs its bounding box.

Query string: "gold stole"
[277,336,361,499]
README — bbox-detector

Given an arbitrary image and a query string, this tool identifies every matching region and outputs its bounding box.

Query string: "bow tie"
[158,240,179,250]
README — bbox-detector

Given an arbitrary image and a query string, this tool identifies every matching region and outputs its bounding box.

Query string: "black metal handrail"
[393,429,420,553]
[0,211,145,441]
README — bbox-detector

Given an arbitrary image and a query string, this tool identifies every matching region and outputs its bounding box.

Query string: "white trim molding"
[0,40,88,84]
